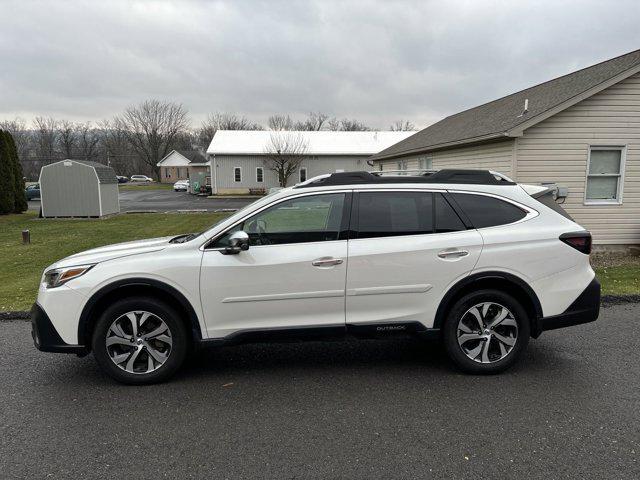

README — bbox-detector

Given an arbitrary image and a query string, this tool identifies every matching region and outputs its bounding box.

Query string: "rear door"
[345,190,483,329]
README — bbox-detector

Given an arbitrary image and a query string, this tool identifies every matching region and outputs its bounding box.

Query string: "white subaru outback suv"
[31,169,600,384]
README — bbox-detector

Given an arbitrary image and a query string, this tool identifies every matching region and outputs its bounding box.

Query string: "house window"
[256,167,264,183]
[418,157,433,171]
[299,167,307,183]
[234,167,242,182]
[585,147,625,203]
[397,160,408,174]
[165,167,171,179]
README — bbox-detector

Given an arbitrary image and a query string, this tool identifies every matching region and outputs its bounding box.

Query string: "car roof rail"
[294,169,516,188]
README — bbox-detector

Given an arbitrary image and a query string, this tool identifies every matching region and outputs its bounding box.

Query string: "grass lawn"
[118,183,174,191]
[594,266,640,296]
[0,211,230,312]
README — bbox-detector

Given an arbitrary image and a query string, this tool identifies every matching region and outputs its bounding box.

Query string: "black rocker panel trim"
[200,322,441,347]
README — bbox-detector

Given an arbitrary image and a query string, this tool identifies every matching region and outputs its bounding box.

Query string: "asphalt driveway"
[1,303,638,479]
[28,189,256,213]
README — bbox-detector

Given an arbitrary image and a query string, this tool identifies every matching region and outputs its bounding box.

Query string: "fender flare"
[433,271,543,330]
[77,278,203,347]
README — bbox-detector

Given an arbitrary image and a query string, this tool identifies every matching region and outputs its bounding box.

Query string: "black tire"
[442,289,530,374]
[91,297,189,385]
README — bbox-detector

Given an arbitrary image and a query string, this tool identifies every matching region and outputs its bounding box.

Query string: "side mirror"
[223,230,250,255]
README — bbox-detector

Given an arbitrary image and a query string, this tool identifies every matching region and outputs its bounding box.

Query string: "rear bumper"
[31,303,86,355]
[533,278,600,336]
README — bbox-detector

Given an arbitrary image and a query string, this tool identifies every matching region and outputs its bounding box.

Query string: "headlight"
[43,265,94,288]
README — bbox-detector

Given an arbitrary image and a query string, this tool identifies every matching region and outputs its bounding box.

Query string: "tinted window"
[357,192,433,238]
[212,193,346,247]
[451,193,526,228]
[435,194,466,233]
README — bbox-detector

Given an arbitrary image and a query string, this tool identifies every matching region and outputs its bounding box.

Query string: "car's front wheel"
[443,289,530,374]
[91,297,189,384]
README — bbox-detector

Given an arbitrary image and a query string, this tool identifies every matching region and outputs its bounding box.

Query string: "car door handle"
[312,257,344,267]
[437,249,469,259]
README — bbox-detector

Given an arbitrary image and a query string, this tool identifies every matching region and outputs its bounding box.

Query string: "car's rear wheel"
[443,289,529,374]
[92,297,188,384]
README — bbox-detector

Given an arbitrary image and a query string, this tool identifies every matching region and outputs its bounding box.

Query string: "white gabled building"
[206,130,414,194]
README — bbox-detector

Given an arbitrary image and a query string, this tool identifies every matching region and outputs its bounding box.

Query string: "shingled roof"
[371,49,640,161]
[175,150,207,164]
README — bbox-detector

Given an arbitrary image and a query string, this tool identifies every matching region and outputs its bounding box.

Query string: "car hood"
[49,236,174,269]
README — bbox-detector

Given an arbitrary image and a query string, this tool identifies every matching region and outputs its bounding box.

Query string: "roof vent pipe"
[518,98,529,117]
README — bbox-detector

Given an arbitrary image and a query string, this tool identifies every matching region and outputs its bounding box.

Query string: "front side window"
[586,147,624,203]
[451,193,526,228]
[256,167,264,183]
[212,193,346,247]
[234,167,242,182]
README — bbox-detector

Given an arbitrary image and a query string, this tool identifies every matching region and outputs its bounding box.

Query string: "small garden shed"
[40,160,120,218]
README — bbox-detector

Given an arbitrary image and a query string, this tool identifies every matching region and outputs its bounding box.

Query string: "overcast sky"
[1,0,639,130]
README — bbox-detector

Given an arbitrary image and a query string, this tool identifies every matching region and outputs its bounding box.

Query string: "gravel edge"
[1,294,638,322]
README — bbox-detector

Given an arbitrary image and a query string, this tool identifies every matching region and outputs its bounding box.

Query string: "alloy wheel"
[105,311,173,374]
[456,302,518,364]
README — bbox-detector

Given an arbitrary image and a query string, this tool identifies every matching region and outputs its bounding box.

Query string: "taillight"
[560,231,592,255]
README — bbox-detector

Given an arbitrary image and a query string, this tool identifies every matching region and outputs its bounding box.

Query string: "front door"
[200,192,351,339]
[346,190,483,329]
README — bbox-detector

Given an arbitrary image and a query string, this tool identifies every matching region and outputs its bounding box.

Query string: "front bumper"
[31,303,86,355]
[533,278,600,337]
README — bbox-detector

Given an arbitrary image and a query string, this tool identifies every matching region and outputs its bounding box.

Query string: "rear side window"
[451,193,526,228]
[357,192,433,238]
[355,192,466,238]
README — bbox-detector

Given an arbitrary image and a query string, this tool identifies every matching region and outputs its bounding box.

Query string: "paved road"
[1,304,638,479]
[28,189,256,213]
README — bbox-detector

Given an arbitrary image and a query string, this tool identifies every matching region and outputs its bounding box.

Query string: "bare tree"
[389,120,416,131]
[294,112,331,131]
[325,117,370,131]
[268,114,294,131]
[98,119,139,176]
[114,99,190,179]
[33,116,60,162]
[263,132,308,187]
[197,112,262,147]
[58,120,76,158]
[75,122,101,160]
[337,118,371,131]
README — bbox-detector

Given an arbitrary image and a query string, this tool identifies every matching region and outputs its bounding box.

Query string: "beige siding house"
[371,49,640,246]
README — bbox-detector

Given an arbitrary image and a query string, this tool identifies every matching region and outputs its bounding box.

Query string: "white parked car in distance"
[173,179,189,192]
[130,175,153,182]
[31,169,600,384]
